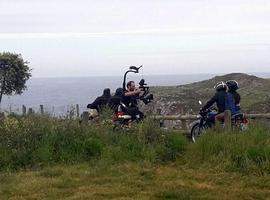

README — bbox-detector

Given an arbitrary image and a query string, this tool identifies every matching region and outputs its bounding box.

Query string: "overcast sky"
[0,0,270,77]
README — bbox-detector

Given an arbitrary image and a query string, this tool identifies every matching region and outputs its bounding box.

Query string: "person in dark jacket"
[87,88,111,112]
[201,81,228,121]
[226,80,241,112]
[108,88,123,112]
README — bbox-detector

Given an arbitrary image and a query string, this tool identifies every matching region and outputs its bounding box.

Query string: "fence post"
[0,112,4,120]
[22,105,27,115]
[40,105,44,115]
[76,104,80,118]
[181,119,188,130]
[82,111,89,124]
[224,110,232,132]
[28,108,34,115]
[156,108,164,127]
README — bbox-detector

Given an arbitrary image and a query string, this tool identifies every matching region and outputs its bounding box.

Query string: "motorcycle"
[112,102,141,129]
[190,101,248,143]
[112,65,153,129]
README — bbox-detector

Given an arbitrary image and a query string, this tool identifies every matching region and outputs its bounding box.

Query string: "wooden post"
[181,106,187,130]
[76,104,80,118]
[40,105,44,115]
[22,105,26,115]
[82,111,89,124]
[224,110,232,132]
[0,112,5,120]
[156,108,164,127]
[28,108,34,115]
[181,119,188,130]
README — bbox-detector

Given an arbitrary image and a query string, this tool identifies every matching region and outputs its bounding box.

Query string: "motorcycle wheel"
[191,123,206,143]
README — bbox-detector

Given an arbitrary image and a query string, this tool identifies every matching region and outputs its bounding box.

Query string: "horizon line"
[30,72,270,79]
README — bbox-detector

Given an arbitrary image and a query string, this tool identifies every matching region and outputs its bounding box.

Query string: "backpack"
[225,92,237,114]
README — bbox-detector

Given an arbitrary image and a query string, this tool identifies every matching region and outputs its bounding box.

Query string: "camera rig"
[123,65,153,105]
[138,79,153,105]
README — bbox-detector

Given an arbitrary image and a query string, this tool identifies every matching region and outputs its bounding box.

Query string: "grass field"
[0,115,270,199]
[1,162,270,200]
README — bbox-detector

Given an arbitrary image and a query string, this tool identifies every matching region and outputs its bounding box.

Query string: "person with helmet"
[226,80,241,112]
[201,81,228,121]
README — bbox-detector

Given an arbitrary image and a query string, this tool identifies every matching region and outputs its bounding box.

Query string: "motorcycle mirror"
[198,100,202,105]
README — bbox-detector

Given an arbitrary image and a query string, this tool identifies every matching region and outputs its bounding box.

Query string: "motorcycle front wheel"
[191,123,206,143]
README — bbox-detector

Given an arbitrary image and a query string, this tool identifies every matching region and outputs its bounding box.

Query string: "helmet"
[226,80,239,91]
[214,81,227,91]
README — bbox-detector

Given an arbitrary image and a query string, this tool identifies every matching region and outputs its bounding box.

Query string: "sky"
[0,0,270,77]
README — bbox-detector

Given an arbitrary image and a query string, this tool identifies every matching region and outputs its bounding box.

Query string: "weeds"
[0,115,269,175]
[185,124,270,174]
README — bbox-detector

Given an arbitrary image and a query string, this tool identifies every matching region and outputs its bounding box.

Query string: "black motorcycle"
[190,101,248,143]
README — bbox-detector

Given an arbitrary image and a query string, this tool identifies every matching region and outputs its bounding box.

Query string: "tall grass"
[0,115,269,175]
[185,123,270,175]
[0,115,187,170]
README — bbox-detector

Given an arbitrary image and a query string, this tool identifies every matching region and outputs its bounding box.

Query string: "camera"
[138,79,153,105]
[141,94,153,105]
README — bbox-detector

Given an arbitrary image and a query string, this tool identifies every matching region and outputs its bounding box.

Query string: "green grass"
[0,162,270,200]
[185,124,270,175]
[0,115,188,170]
[0,115,270,199]
[1,115,270,175]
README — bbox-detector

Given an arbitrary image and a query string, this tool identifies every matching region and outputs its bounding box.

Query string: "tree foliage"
[0,52,32,103]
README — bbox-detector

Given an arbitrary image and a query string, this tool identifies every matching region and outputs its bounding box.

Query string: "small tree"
[0,52,32,104]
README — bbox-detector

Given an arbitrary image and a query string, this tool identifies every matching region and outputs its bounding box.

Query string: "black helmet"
[226,80,239,91]
[214,81,227,91]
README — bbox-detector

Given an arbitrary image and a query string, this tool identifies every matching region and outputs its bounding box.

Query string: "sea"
[1,73,270,116]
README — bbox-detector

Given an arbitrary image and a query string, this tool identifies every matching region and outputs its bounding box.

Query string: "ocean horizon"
[1,72,270,115]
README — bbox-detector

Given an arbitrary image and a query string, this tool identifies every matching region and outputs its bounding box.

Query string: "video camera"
[138,79,153,105]
[122,65,154,105]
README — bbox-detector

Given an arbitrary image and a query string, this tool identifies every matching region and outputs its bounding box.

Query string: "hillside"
[143,73,270,115]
